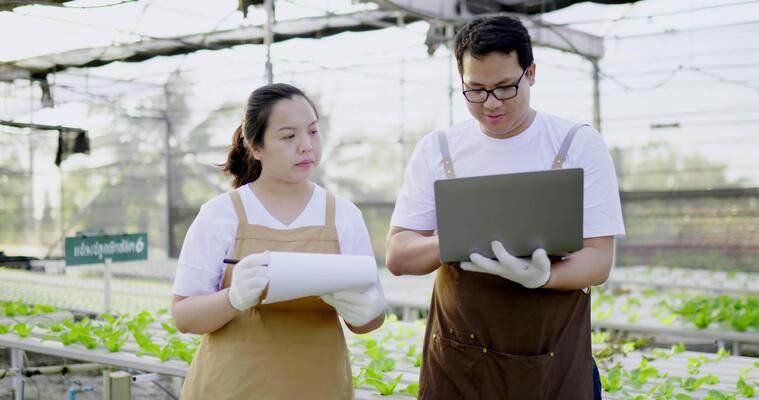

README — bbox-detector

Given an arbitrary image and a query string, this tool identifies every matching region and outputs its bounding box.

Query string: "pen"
[223,258,269,266]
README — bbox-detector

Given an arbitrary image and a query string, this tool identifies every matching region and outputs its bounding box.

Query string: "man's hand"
[461,241,551,289]
[321,286,386,327]
[227,252,270,311]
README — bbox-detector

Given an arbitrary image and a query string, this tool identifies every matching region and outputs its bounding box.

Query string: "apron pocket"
[484,347,554,400]
[425,332,483,399]
[426,330,554,400]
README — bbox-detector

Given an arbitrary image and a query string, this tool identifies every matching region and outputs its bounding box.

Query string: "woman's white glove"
[461,241,551,289]
[321,286,386,327]
[227,252,270,311]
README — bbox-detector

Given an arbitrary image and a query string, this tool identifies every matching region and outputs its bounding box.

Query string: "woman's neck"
[250,176,314,199]
[249,177,315,226]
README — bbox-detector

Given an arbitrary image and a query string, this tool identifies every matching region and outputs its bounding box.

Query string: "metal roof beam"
[0,7,603,81]
[0,9,420,81]
[377,0,604,59]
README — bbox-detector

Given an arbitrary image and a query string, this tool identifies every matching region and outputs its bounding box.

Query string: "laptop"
[434,168,583,263]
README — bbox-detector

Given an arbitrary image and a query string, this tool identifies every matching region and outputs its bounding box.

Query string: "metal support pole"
[164,84,173,258]
[104,258,112,314]
[591,58,601,133]
[264,0,274,84]
[400,57,405,139]
[399,57,406,182]
[447,23,455,127]
[26,130,35,244]
[11,348,24,400]
[60,163,65,258]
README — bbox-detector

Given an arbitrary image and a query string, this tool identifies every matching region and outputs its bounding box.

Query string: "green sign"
[65,233,148,266]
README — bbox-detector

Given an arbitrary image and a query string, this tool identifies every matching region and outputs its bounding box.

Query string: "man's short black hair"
[454,16,534,75]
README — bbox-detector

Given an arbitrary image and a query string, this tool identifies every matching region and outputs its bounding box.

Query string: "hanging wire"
[550,0,759,27]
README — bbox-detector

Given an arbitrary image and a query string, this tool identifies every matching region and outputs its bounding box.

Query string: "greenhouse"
[1,0,758,399]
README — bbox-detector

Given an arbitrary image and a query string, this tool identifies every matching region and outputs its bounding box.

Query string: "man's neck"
[483,108,537,139]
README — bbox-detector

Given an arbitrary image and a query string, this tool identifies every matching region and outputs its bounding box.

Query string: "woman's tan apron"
[419,125,593,400]
[181,188,354,400]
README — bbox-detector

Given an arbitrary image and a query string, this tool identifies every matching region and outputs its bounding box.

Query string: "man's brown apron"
[419,125,593,400]
[181,188,354,400]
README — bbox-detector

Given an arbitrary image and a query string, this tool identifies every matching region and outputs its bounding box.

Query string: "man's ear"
[528,63,537,86]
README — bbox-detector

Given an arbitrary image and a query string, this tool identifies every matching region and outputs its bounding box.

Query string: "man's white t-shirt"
[391,112,626,238]
[173,184,376,297]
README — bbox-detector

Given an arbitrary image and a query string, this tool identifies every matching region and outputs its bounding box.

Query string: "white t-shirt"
[173,184,376,297]
[391,112,626,238]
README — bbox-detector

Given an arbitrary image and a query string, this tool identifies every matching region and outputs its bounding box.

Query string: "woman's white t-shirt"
[390,112,626,238]
[173,184,375,297]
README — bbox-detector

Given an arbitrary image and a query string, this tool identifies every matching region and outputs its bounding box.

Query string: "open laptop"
[434,168,583,263]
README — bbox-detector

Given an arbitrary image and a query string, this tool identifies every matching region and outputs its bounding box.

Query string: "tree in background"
[0,152,31,250]
[613,142,752,191]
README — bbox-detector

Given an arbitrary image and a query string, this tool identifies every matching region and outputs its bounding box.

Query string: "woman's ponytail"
[222,125,261,188]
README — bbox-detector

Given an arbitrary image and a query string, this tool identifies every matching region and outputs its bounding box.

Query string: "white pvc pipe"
[131,372,161,383]
[11,348,23,400]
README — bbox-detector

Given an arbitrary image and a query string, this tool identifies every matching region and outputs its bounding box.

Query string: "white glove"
[227,252,270,311]
[321,285,386,327]
[461,241,551,289]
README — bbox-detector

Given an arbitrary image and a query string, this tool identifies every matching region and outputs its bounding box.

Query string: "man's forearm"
[542,237,614,290]
[386,229,441,276]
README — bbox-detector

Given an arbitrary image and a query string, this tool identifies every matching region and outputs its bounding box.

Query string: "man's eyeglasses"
[462,65,531,103]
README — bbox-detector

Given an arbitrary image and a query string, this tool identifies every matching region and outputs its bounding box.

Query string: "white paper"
[262,251,377,304]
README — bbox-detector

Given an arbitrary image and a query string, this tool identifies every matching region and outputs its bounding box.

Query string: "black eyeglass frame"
[461,64,531,103]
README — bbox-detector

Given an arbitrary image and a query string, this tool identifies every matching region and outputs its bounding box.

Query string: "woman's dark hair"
[454,16,534,75]
[222,83,318,188]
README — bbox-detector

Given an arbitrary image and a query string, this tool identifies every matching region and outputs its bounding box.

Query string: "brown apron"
[419,125,593,400]
[181,188,354,400]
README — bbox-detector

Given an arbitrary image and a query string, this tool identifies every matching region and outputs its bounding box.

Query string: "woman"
[171,83,386,399]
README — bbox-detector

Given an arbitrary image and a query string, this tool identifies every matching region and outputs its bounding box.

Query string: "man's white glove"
[227,252,270,311]
[461,241,551,289]
[321,286,386,327]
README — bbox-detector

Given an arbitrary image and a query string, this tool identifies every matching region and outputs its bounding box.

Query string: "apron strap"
[325,192,336,228]
[551,124,587,170]
[438,124,587,173]
[229,188,249,223]
[436,130,456,178]
[551,124,592,293]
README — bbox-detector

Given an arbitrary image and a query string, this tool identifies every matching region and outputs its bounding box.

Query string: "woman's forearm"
[171,290,239,334]
[347,312,385,334]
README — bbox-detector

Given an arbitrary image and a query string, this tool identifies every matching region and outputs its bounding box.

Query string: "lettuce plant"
[400,383,419,397]
[12,322,31,338]
[365,374,403,396]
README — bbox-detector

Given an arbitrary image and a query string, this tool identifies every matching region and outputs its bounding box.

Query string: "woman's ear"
[250,141,263,161]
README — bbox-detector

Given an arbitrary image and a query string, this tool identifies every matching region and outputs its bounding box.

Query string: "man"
[386,16,625,400]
